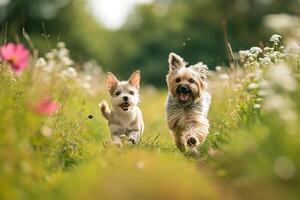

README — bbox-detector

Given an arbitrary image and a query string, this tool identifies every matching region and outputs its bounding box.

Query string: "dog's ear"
[107,72,119,92]
[128,70,141,89]
[190,62,208,81]
[168,53,186,70]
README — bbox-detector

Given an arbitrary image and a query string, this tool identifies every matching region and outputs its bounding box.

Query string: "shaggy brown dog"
[165,53,211,152]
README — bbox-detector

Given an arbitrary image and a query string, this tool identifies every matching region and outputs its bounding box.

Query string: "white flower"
[80,82,91,90]
[41,125,52,138]
[58,48,69,59]
[218,73,229,81]
[239,50,250,60]
[57,42,66,48]
[60,67,77,79]
[259,57,271,64]
[46,49,58,59]
[270,51,282,60]
[264,47,274,52]
[35,58,47,68]
[61,57,74,66]
[254,69,263,80]
[215,66,222,72]
[258,79,271,90]
[84,75,92,81]
[253,104,261,109]
[248,83,258,90]
[267,63,297,91]
[249,47,262,55]
[269,34,282,43]
[44,60,55,73]
[264,94,292,111]
[264,14,300,31]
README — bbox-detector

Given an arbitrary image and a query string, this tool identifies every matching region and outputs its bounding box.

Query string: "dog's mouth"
[176,85,192,104]
[176,91,192,104]
[179,93,190,102]
[118,102,130,111]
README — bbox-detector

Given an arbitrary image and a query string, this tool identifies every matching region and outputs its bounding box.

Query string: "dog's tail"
[99,100,111,120]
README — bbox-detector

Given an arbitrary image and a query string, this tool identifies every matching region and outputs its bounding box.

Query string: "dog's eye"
[175,78,181,83]
[129,90,134,95]
[115,91,121,96]
[188,79,195,83]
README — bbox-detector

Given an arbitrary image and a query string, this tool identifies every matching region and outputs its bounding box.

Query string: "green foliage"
[1,0,300,86]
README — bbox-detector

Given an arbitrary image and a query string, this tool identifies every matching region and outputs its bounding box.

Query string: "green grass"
[1,38,300,200]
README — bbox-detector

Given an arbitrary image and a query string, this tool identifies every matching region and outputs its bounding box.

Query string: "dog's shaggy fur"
[100,70,144,147]
[165,53,211,152]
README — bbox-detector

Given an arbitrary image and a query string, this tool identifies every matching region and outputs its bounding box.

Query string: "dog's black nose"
[187,137,197,146]
[178,85,189,93]
[123,96,129,101]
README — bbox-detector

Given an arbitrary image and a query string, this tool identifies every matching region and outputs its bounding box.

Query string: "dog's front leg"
[171,131,186,152]
[109,124,123,147]
[184,125,208,149]
[111,135,123,147]
[128,130,141,144]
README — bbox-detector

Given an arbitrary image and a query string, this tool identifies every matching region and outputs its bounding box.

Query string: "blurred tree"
[1,0,299,86]
[113,0,300,86]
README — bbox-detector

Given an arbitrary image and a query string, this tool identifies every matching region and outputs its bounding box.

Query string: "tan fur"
[166,53,211,152]
[100,70,144,147]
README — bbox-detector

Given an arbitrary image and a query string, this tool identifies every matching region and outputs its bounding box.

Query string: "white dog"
[99,70,144,147]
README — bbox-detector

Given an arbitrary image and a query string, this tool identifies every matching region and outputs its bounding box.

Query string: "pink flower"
[0,43,30,74]
[32,97,60,115]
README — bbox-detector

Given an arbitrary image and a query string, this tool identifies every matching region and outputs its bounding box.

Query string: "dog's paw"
[128,137,137,144]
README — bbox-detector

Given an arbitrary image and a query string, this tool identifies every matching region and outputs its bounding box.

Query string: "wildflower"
[269,51,282,60]
[264,14,300,31]
[58,48,69,60]
[264,94,292,112]
[35,57,47,68]
[57,42,66,48]
[0,43,30,74]
[41,125,52,138]
[215,66,222,72]
[253,104,261,109]
[80,82,91,90]
[60,67,77,79]
[248,83,258,90]
[249,47,262,55]
[32,97,59,115]
[264,47,274,52]
[44,60,55,73]
[259,57,271,65]
[239,50,250,61]
[267,63,297,91]
[61,57,74,66]
[218,73,229,81]
[274,156,295,180]
[269,34,282,44]
[45,49,57,60]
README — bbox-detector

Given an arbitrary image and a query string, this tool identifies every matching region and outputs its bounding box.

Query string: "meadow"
[0,35,299,200]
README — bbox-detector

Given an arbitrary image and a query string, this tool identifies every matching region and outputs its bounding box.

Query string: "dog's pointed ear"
[107,72,119,92]
[190,62,208,81]
[128,70,141,89]
[168,53,186,70]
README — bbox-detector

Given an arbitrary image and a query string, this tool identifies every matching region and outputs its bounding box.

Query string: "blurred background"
[1,0,300,86]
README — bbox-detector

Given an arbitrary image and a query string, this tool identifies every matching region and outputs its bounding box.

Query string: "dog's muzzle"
[176,85,191,103]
